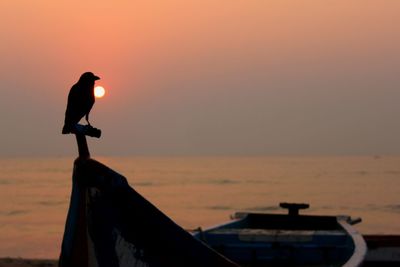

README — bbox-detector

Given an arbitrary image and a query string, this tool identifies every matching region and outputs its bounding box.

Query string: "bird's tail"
[62,124,72,134]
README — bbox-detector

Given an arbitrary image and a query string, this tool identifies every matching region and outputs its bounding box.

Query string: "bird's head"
[79,72,100,84]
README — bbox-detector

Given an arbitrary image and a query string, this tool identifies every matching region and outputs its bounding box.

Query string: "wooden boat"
[192,203,367,267]
[59,156,240,267]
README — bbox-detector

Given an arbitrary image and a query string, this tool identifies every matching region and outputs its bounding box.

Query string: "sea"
[0,156,400,259]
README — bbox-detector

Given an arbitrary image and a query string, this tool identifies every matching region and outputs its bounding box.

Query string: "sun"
[94,86,106,98]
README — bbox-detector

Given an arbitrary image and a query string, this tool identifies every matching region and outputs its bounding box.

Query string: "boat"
[59,156,240,267]
[192,203,367,267]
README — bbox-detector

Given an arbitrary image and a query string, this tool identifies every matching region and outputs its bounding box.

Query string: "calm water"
[0,156,400,258]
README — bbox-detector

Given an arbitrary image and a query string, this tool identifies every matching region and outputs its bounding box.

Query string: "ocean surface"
[0,156,400,258]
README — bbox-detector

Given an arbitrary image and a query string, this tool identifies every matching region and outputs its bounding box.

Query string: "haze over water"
[1,156,400,258]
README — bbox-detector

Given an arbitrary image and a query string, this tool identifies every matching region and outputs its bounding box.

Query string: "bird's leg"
[85,114,91,126]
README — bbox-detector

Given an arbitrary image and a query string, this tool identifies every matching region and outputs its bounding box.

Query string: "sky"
[1,0,400,156]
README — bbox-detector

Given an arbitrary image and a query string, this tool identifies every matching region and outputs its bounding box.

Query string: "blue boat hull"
[193,211,367,267]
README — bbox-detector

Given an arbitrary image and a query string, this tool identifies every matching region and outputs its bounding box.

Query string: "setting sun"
[94,86,106,98]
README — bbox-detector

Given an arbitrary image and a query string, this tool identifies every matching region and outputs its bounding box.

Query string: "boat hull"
[193,212,367,267]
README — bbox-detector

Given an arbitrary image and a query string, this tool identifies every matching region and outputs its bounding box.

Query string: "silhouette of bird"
[62,72,100,134]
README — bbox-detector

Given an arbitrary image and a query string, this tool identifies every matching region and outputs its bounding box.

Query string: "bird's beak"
[94,75,100,80]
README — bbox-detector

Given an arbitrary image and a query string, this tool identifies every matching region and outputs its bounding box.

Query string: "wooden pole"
[75,134,90,158]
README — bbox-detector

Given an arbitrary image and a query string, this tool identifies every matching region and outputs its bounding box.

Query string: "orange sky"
[1,1,400,156]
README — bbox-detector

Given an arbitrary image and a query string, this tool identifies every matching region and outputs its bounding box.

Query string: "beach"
[0,258,56,267]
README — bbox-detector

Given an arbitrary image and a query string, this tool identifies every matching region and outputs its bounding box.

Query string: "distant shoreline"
[0,258,57,267]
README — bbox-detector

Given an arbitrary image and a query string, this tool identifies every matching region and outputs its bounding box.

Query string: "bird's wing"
[64,84,87,125]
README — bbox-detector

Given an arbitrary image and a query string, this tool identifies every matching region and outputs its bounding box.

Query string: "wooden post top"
[75,134,90,158]
[65,124,101,158]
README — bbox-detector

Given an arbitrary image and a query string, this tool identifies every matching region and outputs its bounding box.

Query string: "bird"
[62,72,100,134]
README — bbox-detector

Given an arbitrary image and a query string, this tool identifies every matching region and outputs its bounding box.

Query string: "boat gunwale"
[338,217,367,267]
